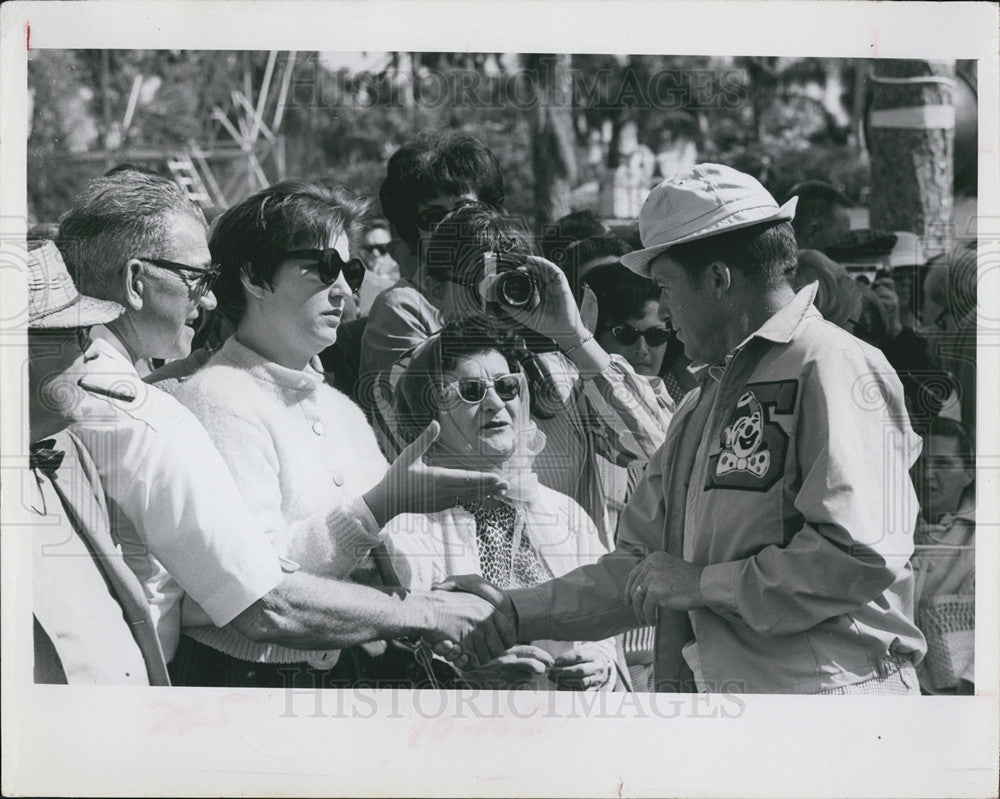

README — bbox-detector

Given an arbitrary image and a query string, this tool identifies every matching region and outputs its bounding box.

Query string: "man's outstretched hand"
[429,574,518,669]
[419,583,516,668]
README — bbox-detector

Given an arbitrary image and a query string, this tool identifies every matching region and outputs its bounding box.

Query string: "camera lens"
[496,270,534,307]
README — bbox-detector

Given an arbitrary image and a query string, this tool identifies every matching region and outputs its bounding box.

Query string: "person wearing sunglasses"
[380,202,673,550]
[171,180,514,686]
[361,131,506,382]
[58,173,220,378]
[383,320,621,691]
[38,174,508,688]
[581,261,671,379]
[353,220,402,317]
[359,220,400,279]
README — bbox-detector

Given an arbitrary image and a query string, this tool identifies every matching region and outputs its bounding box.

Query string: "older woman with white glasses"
[382,320,622,691]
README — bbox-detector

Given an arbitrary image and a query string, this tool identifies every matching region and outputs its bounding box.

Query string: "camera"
[478,252,539,311]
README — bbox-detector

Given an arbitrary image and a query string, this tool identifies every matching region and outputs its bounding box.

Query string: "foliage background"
[26,51,976,229]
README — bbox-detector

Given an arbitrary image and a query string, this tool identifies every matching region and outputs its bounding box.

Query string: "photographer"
[372,202,672,546]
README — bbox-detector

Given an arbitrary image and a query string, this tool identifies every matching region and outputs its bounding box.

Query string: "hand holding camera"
[479,254,590,350]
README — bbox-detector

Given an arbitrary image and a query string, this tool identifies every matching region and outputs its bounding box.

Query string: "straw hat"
[27,240,123,329]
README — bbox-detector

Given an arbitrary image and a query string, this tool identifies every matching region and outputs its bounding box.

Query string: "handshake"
[415,575,613,690]
[419,574,516,669]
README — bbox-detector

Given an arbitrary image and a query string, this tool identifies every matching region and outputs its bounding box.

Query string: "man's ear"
[240,268,266,300]
[122,259,146,310]
[706,260,732,298]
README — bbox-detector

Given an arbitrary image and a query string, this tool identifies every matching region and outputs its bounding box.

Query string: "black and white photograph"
[1,1,998,797]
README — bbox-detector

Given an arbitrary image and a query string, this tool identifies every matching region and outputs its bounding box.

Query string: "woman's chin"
[477,435,516,463]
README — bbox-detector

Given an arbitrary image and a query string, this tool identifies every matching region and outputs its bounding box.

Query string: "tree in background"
[867,59,957,259]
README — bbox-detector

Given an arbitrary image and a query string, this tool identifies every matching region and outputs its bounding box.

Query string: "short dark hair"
[927,416,975,463]
[379,130,505,251]
[583,262,660,330]
[538,210,609,262]
[665,221,799,289]
[557,235,634,304]
[58,171,206,301]
[423,202,537,289]
[787,180,851,236]
[210,179,369,325]
[395,319,524,446]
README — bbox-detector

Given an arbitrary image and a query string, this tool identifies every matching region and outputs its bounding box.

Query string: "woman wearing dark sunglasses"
[171,181,510,687]
[384,320,621,691]
[583,261,671,379]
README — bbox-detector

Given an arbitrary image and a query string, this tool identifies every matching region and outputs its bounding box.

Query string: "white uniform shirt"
[66,337,285,660]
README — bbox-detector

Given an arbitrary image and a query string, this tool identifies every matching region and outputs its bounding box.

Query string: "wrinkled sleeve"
[88,403,284,628]
[380,513,448,590]
[699,351,922,636]
[183,400,383,579]
[578,354,673,468]
[361,289,435,379]
[509,438,669,643]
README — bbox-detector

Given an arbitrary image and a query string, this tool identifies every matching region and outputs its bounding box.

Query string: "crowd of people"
[25,129,975,694]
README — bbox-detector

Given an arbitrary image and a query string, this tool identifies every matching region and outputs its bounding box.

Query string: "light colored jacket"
[511,284,928,693]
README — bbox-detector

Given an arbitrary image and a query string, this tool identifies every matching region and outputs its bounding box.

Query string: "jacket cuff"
[699,559,743,620]
[508,585,552,641]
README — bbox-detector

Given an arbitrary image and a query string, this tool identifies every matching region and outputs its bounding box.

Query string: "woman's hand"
[363,421,509,526]
[501,256,590,349]
[501,256,612,375]
[548,646,614,691]
[460,644,555,690]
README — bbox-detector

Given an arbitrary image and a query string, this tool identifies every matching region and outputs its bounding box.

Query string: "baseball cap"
[621,163,798,277]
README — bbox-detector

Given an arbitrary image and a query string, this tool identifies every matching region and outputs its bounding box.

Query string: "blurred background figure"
[910,417,975,695]
[356,219,400,317]
[787,180,853,254]
[359,219,400,279]
[792,249,888,346]
[538,209,609,265]
[794,249,954,427]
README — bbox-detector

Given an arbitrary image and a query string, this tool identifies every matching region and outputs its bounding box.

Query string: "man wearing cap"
[444,164,926,694]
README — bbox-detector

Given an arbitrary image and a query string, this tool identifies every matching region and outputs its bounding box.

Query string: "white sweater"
[173,336,389,663]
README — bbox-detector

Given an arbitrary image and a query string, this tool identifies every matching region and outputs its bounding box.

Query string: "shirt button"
[332,473,344,486]
[312,421,324,435]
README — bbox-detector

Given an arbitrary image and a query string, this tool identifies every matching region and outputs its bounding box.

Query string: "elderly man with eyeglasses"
[36,171,513,683]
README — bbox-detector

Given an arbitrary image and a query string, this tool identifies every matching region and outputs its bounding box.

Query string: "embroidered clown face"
[717,391,771,478]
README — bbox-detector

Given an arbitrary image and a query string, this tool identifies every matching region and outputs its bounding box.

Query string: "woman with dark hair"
[383,320,620,690]
[368,202,673,548]
[171,180,508,686]
[583,261,670,379]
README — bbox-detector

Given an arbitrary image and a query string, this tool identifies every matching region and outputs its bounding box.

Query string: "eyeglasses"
[362,243,390,257]
[415,200,483,233]
[138,257,221,298]
[444,373,522,404]
[608,323,672,347]
[282,249,367,293]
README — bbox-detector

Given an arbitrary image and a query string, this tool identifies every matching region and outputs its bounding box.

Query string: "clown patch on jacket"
[706,380,797,492]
